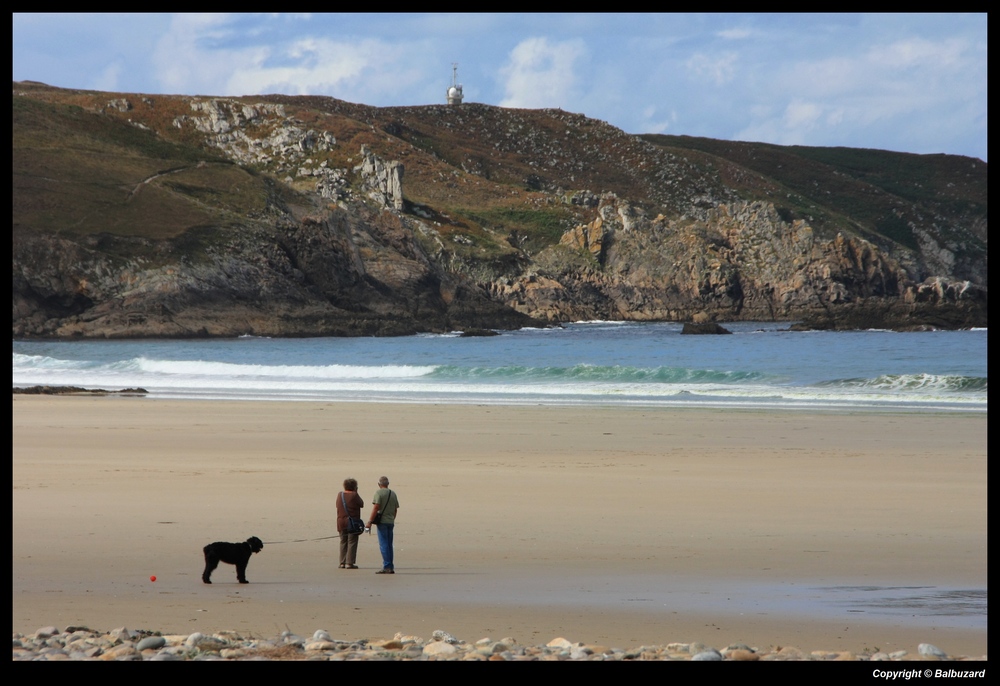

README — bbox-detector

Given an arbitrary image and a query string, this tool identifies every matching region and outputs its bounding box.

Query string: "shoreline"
[12,386,988,416]
[13,396,988,657]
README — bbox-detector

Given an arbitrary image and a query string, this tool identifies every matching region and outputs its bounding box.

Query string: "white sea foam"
[135,358,437,379]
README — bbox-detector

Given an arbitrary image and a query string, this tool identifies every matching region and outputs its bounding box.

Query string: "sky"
[12,13,988,161]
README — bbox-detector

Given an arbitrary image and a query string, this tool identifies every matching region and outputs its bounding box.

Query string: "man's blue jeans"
[376,523,394,571]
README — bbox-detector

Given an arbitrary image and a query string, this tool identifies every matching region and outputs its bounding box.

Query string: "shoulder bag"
[342,492,366,535]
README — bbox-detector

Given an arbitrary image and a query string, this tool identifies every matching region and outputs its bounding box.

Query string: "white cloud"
[685,51,738,87]
[639,105,674,135]
[149,15,428,103]
[225,38,394,96]
[867,37,965,69]
[93,60,124,92]
[729,29,985,156]
[499,37,586,109]
[783,100,823,131]
[152,14,251,93]
[716,27,751,40]
[825,107,846,127]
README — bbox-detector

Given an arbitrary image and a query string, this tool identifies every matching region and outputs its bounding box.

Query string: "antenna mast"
[447,63,464,105]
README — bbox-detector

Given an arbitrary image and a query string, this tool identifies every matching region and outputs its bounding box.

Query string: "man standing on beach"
[368,476,399,574]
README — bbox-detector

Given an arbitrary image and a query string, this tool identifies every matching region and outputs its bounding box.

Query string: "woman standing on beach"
[336,478,364,569]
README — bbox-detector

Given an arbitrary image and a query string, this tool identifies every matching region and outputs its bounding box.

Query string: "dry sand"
[12,396,987,656]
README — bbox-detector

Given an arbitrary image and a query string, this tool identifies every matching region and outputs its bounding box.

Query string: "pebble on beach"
[10,626,988,662]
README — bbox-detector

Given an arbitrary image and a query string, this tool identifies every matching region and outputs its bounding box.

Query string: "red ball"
[150,575,157,582]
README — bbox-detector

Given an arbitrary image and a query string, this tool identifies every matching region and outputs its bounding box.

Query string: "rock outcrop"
[681,322,732,335]
[358,145,404,210]
[487,196,985,329]
[11,200,539,339]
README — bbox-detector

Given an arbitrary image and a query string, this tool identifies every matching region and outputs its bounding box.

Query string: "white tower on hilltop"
[447,63,464,105]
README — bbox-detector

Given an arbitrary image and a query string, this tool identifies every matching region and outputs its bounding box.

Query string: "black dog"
[202,536,264,584]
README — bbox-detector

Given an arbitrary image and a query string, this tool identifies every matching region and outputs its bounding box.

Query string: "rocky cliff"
[12,82,987,338]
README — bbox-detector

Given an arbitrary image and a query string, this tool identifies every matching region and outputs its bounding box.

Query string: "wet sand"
[12,396,988,656]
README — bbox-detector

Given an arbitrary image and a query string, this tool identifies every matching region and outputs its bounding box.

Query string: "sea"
[12,321,987,412]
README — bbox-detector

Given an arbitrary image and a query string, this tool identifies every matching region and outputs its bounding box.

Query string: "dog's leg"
[236,559,249,584]
[202,548,218,584]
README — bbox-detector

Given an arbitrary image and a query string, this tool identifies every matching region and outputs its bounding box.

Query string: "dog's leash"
[263,534,342,544]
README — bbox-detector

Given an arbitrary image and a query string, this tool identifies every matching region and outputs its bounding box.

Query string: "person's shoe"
[346,564,358,569]
[338,563,346,569]
[376,569,394,574]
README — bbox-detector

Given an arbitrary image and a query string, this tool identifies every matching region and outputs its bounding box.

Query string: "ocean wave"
[13,354,439,380]
[135,358,438,379]
[816,374,987,394]
[428,364,774,384]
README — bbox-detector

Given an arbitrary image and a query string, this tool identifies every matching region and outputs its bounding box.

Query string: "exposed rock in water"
[13,386,148,395]
[681,322,732,335]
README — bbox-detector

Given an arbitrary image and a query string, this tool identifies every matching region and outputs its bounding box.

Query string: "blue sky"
[13,13,987,161]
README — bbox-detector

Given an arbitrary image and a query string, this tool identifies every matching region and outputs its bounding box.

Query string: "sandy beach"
[12,396,987,657]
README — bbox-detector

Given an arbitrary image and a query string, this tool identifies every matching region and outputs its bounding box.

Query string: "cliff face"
[12,83,987,338]
[12,196,536,339]
[488,196,985,330]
